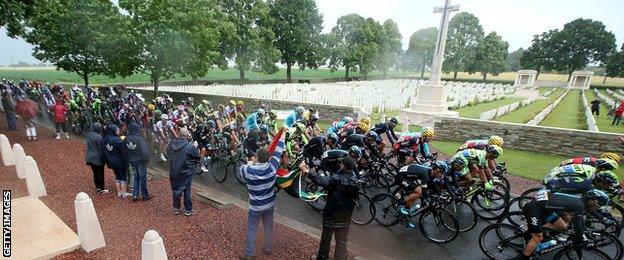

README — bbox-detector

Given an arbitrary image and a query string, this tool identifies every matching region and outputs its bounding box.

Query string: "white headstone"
[24,156,47,197]
[0,134,13,166]
[142,230,168,260]
[75,192,106,252]
[13,143,26,179]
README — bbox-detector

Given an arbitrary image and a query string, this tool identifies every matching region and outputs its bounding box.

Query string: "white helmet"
[161,114,169,120]
[257,108,266,116]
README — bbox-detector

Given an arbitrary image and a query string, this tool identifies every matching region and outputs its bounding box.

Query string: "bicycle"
[458,179,509,220]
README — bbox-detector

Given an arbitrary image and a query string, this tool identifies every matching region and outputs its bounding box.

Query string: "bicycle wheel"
[418,208,459,244]
[305,182,326,211]
[590,230,623,260]
[351,192,375,225]
[478,223,525,260]
[233,158,247,185]
[552,247,611,260]
[607,201,624,229]
[519,187,543,208]
[210,159,228,183]
[497,211,528,230]
[473,189,508,220]
[444,200,478,232]
[373,173,391,193]
[372,193,402,227]
[494,175,511,193]
[383,163,397,186]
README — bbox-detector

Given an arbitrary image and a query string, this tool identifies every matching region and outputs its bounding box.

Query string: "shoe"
[96,189,109,194]
[172,208,181,215]
[399,206,409,215]
[55,135,60,140]
[122,192,133,198]
[117,192,122,197]
[406,222,416,229]
[310,255,317,260]
[143,195,153,201]
[33,137,38,141]
[262,249,272,256]
[65,133,70,139]
[201,165,209,173]
[132,197,140,202]
[239,253,256,260]
[160,154,167,162]
[184,210,196,216]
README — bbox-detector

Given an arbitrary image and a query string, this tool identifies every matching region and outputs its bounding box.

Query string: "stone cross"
[429,0,459,86]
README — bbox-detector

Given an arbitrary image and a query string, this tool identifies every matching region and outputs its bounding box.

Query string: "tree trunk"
[567,67,573,81]
[192,76,197,82]
[420,63,426,79]
[239,68,246,82]
[453,70,458,80]
[482,73,487,81]
[83,74,89,88]
[535,67,541,81]
[153,79,159,99]
[345,66,350,80]
[286,63,292,83]
[382,69,386,79]
[603,75,608,84]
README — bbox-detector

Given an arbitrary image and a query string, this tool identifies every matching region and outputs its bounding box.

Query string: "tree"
[0,0,34,37]
[407,27,438,78]
[23,0,135,87]
[468,32,509,81]
[268,0,324,83]
[505,48,523,72]
[377,19,403,78]
[328,14,384,79]
[604,44,624,83]
[220,0,280,81]
[444,12,484,79]
[549,18,616,80]
[520,30,558,80]
[120,0,225,96]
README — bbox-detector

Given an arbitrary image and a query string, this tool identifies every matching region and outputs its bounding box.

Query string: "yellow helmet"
[601,152,621,163]
[489,135,504,147]
[229,100,236,106]
[147,104,155,111]
[421,126,435,139]
[237,100,244,106]
[359,116,371,126]
[358,122,369,133]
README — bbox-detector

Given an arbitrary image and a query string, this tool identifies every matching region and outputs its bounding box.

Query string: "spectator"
[612,100,624,126]
[300,157,359,260]
[124,122,152,201]
[51,99,69,139]
[238,127,286,260]
[1,92,16,131]
[101,124,132,198]
[85,122,108,194]
[167,127,201,216]
[590,98,600,116]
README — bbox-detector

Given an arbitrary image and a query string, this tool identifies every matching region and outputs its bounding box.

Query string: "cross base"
[400,83,458,130]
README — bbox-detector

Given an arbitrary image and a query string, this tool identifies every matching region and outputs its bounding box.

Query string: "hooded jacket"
[311,169,359,228]
[85,122,104,166]
[166,137,200,177]
[123,122,150,165]
[100,124,127,170]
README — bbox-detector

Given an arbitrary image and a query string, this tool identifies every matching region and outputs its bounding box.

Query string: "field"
[2,67,624,87]
[539,90,584,129]
[495,88,566,123]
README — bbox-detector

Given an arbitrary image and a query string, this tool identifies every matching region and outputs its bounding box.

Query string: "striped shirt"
[241,134,285,212]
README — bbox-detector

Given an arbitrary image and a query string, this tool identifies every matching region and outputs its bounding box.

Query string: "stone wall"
[132,88,362,122]
[434,116,621,157]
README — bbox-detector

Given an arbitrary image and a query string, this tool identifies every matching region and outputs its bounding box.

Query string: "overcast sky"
[1,0,623,66]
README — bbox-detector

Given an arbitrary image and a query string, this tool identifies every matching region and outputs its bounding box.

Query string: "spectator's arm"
[269,130,286,169]
[311,173,338,188]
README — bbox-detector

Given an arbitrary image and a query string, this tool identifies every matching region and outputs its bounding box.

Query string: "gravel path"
[0,117,324,259]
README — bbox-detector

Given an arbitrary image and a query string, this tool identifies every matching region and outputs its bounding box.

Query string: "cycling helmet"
[161,114,169,120]
[237,100,244,106]
[155,110,163,118]
[269,110,277,117]
[202,99,209,105]
[421,126,435,139]
[585,189,610,206]
[218,104,225,110]
[596,158,619,170]
[601,152,621,163]
[594,170,619,185]
[432,161,450,173]
[486,145,503,158]
[488,135,504,147]
[326,133,338,144]
[389,117,399,125]
[78,92,85,98]
[177,105,185,111]
[451,156,467,168]
[295,106,305,114]
[205,144,214,150]
[229,100,236,106]
[358,122,370,133]
[349,146,362,158]
[260,124,270,133]
[311,113,319,121]
[207,120,216,129]
[69,100,76,106]
[366,131,380,142]
[147,104,155,111]
[342,116,354,123]
[257,108,266,117]
[95,98,102,104]
[359,117,371,126]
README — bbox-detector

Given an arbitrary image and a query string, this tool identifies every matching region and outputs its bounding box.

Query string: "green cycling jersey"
[544,164,596,184]
[452,149,487,176]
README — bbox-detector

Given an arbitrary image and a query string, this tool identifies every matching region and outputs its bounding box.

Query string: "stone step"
[196,187,238,210]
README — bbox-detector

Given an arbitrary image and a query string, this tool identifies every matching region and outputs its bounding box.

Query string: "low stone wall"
[132,88,362,122]
[434,116,621,157]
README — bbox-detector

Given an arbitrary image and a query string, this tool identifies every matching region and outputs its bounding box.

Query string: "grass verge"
[453,97,522,119]
[495,88,566,124]
[539,90,584,129]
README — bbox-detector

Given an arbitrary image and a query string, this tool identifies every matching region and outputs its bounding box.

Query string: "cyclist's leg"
[405,186,422,208]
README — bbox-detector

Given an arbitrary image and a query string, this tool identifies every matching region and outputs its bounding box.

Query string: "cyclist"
[243,124,272,159]
[264,110,279,136]
[284,106,305,128]
[154,114,176,162]
[302,133,338,162]
[285,123,309,158]
[559,155,619,171]
[544,159,618,193]
[224,100,237,122]
[372,117,399,144]
[340,133,366,151]
[457,135,504,151]
[235,100,246,119]
[194,99,213,120]
[364,131,384,159]
[451,145,503,190]
[521,189,612,259]
[245,108,265,133]
[593,170,620,191]
[392,127,435,165]
[327,116,353,135]
[302,109,322,137]
[319,146,362,174]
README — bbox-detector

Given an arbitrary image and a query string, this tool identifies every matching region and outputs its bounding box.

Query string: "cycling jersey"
[559,157,598,167]
[327,120,347,135]
[338,122,359,137]
[452,149,487,176]
[243,131,271,156]
[244,112,263,132]
[284,111,302,128]
[372,122,398,144]
[340,134,366,150]
[154,120,175,135]
[543,164,596,184]
[458,139,489,151]
[393,133,430,159]
[224,105,236,119]
[522,190,585,240]
[395,164,431,189]
[302,136,326,160]
[320,149,348,173]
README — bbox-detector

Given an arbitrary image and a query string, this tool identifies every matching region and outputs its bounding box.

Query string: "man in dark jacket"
[85,122,107,193]
[300,157,359,260]
[124,122,152,201]
[590,99,600,116]
[1,92,16,131]
[167,127,201,216]
[101,124,131,198]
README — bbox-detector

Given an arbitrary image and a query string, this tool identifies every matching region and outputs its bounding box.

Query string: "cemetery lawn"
[538,87,553,96]
[584,90,624,133]
[539,90,584,129]
[453,97,522,119]
[496,88,566,124]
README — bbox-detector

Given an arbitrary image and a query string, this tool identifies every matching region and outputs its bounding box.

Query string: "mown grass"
[453,97,522,119]
[495,88,566,124]
[539,90,584,129]
[584,90,624,134]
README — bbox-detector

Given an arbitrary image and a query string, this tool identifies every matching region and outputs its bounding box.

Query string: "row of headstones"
[0,134,168,260]
[594,89,616,108]
[478,97,537,121]
[606,88,624,101]
[144,79,516,114]
[581,91,599,132]
[543,88,556,97]
[527,89,570,125]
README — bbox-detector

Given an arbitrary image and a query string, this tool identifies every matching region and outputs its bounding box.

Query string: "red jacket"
[52,103,68,123]
[616,102,624,116]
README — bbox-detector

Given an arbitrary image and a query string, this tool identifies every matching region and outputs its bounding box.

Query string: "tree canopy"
[505,48,523,72]
[468,32,509,80]
[407,27,438,78]
[444,12,484,79]
[377,19,403,77]
[0,0,34,37]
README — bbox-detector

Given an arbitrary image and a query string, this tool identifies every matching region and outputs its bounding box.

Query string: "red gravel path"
[0,117,323,259]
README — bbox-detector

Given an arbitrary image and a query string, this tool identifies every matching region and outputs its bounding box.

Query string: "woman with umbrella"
[14,97,39,141]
